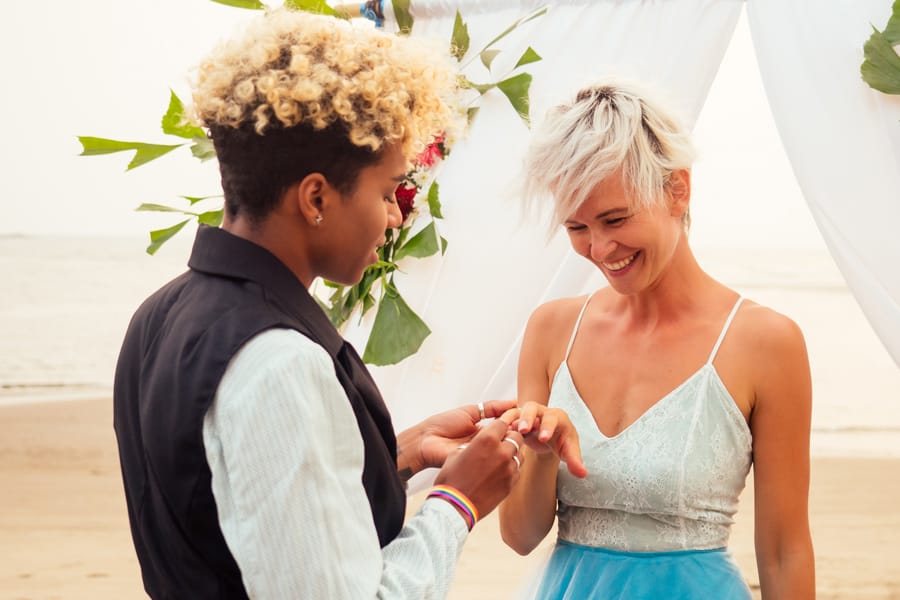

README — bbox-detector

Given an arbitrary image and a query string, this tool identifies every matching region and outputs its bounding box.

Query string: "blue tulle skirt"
[533,540,752,600]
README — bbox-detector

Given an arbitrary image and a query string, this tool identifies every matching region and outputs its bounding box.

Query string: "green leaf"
[480,49,501,71]
[460,76,495,94]
[426,181,443,219]
[497,72,533,126]
[862,1,900,94]
[514,46,542,69]
[480,6,547,55]
[198,209,224,226]
[161,90,206,139]
[393,221,440,261]
[190,136,217,162]
[78,137,184,170]
[181,194,221,206]
[395,223,413,249]
[467,107,480,125]
[146,219,191,255]
[355,267,383,305]
[451,11,470,61]
[283,0,338,16]
[362,284,430,365]
[391,0,414,34]
[362,293,376,316]
[882,0,900,43]
[440,236,448,255]
[209,0,266,9]
[136,203,192,214]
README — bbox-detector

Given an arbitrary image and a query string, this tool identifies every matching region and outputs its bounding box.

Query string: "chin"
[330,274,363,287]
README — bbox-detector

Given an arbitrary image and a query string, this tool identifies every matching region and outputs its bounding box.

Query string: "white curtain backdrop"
[747,0,900,366]
[343,0,744,439]
[341,2,900,480]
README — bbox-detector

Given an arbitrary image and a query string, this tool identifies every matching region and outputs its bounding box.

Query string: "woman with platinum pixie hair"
[500,81,815,599]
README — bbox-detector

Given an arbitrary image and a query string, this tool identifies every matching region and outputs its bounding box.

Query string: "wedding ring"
[477,401,486,421]
[458,444,468,450]
[502,437,520,453]
[512,455,521,469]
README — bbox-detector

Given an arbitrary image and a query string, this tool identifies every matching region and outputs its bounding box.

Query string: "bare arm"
[499,306,565,555]
[750,311,816,599]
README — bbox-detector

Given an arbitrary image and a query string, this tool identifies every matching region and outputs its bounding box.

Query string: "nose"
[386,198,402,229]
[588,230,616,262]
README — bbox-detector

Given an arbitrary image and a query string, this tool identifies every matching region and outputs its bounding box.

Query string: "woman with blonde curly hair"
[499,80,815,599]
[113,9,584,599]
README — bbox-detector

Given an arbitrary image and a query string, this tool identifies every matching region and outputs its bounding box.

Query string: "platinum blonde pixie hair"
[522,79,696,230]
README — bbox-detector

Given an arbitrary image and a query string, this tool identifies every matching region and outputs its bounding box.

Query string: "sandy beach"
[0,397,898,599]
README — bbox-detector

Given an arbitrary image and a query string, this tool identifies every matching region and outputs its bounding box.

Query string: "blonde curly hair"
[191,8,462,160]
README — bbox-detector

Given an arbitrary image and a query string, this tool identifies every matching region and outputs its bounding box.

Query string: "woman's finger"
[481,399,518,419]
[536,410,559,443]
[516,402,542,434]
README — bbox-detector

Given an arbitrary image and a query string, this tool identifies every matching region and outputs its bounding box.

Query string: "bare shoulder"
[733,301,810,387]
[526,295,589,334]
[738,302,807,355]
[520,295,593,381]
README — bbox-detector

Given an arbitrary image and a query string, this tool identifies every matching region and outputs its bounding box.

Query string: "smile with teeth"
[603,252,637,272]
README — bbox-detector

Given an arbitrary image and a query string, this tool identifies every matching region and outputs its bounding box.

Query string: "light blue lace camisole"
[549,295,752,552]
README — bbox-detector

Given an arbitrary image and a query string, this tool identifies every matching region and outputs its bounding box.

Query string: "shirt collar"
[187,224,344,356]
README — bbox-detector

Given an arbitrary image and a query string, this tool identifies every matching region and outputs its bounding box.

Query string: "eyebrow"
[564,207,629,224]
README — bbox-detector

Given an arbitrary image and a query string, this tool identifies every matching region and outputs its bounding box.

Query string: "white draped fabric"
[343,0,744,437]
[340,1,899,462]
[747,0,900,366]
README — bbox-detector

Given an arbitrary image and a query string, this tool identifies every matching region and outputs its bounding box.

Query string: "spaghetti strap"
[564,292,596,360]
[707,296,744,365]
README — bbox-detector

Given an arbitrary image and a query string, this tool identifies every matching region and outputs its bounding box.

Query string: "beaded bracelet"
[427,485,480,531]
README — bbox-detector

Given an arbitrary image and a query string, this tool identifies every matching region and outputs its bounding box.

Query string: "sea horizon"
[2,233,898,458]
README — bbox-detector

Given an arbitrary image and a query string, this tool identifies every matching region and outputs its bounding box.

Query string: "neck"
[616,237,719,324]
[222,212,314,289]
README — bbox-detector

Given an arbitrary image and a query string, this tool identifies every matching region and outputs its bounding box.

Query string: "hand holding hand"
[417,399,518,470]
[514,402,587,478]
[433,408,525,520]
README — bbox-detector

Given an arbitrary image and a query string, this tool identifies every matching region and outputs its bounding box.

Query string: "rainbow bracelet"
[427,485,480,531]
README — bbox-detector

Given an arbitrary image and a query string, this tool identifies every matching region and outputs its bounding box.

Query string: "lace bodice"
[549,297,752,552]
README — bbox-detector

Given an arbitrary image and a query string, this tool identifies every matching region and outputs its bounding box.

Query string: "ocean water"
[1,235,898,457]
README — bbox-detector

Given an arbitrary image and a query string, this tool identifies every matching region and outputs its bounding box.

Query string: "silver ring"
[502,437,520,453]
[477,401,486,421]
[512,455,521,469]
[457,444,468,450]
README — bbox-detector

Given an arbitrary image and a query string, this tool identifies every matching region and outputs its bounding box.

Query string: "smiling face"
[564,171,689,295]
[311,143,406,286]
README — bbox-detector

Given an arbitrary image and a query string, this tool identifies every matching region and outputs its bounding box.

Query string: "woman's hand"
[514,401,587,478]
[397,400,518,477]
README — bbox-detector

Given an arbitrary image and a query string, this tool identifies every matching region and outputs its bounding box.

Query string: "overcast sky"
[0,2,825,251]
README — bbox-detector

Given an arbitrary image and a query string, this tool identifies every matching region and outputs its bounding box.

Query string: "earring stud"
[314,215,323,225]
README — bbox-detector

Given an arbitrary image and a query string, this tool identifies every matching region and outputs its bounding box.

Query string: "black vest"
[113,225,406,599]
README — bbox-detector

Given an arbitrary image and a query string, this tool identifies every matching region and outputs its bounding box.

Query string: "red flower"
[394,184,417,222]
[415,133,446,168]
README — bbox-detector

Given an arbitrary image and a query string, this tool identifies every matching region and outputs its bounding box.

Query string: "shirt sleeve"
[202,328,468,599]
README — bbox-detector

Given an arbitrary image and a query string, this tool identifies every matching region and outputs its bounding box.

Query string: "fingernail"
[518,422,528,433]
